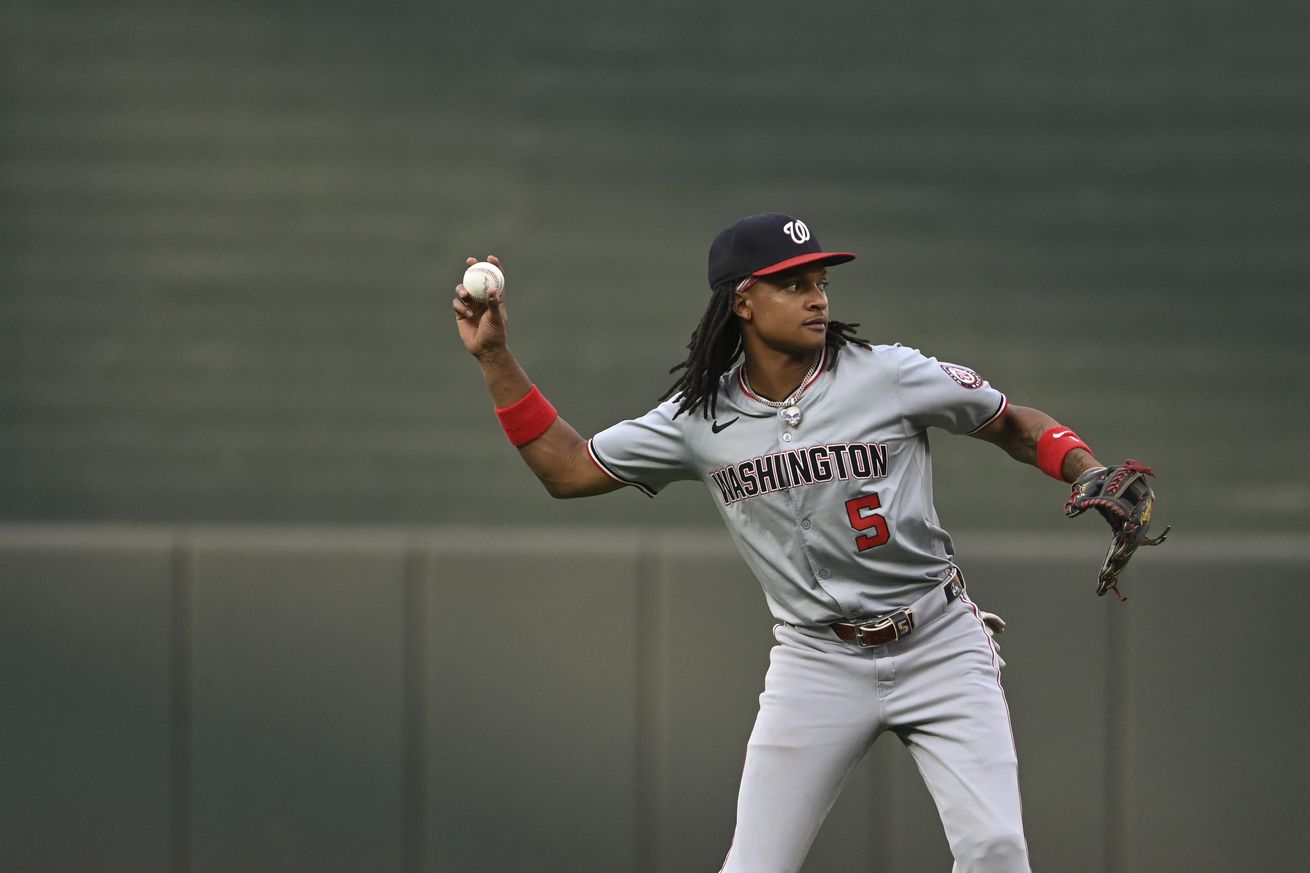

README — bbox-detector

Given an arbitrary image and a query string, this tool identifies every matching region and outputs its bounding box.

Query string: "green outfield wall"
[2,526,1306,873]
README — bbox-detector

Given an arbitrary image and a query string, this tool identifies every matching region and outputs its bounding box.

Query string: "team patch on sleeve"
[941,363,984,389]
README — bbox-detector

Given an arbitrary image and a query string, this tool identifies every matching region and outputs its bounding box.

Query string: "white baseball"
[462,261,504,302]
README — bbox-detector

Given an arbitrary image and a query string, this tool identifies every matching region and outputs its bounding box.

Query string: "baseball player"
[451,213,1120,873]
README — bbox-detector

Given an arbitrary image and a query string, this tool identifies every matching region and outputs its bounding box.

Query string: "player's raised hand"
[452,255,508,359]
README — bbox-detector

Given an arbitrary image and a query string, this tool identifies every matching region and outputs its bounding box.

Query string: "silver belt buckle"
[854,608,915,647]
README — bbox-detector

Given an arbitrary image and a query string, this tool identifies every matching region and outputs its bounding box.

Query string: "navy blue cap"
[707,212,856,290]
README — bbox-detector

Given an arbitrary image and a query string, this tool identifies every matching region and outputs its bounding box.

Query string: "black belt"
[829,572,964,648]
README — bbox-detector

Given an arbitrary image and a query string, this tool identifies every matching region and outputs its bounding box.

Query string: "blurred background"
[2,1,1308,871]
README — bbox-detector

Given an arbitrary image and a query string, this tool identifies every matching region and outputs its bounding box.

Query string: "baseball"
[462,261,504,302]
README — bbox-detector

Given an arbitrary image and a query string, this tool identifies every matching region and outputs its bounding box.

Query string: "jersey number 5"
[845,493,890,551]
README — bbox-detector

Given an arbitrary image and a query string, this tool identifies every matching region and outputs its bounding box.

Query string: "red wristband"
[1036,427,1091,481]
[495,385,558,447]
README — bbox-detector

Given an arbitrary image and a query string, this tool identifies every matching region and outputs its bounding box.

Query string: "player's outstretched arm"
[452,255,623,499]
[970,403,1102,483]
[976,405,1170,598]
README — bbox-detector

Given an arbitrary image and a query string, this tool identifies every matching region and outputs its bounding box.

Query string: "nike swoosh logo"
[1049,428,1071,439]
[711,417,740,434]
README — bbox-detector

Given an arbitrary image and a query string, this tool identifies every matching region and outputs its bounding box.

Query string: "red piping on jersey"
[585,441,620,481]
[585,439,657,498]
[967,395,1009,435]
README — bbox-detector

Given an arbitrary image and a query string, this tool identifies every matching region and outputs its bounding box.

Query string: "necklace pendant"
[780,405,802,428]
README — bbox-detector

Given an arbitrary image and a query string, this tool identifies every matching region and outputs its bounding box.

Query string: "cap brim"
[752,252,857,277]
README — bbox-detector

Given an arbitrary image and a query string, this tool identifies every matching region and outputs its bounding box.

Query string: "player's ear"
[732,289,753,321]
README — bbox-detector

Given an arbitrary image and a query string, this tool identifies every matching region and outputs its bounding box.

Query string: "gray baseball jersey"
[588,342,1007,625]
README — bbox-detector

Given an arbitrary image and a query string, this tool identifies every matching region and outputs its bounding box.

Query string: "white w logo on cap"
[783,220,810,245]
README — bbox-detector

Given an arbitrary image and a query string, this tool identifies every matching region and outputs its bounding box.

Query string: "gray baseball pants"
[719,595,1031,873]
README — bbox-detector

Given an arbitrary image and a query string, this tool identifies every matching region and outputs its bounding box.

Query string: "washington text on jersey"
[710,441,888,506]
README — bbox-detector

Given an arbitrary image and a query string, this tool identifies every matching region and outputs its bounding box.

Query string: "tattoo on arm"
[1061,448,1101,481]
[1015,421,1044,466]
[976,404,1100,480]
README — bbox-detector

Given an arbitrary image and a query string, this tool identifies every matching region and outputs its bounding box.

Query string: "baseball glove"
[1064,460,1171,601]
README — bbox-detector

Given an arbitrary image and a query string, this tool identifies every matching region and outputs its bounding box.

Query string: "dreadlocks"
[660,280,872,420]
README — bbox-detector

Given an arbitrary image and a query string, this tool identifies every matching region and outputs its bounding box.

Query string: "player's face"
[734,267,831,355]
